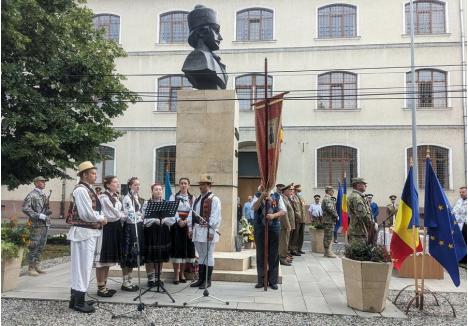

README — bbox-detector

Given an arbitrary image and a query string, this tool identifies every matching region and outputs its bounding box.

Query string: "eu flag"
[164,171,172,201]
[334,181,343,232]
[425,158,467,286]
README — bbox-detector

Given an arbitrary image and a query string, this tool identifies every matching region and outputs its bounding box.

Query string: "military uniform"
[293,187,308,253]
[386,196,398,226]
[22,177,51,275]
[321,191,338,257]
[279,193,293,265]
[348,189,373,244]
[289,195,302,254]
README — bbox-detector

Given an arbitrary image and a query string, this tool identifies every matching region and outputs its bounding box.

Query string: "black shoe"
[198,280,207,289]
[190,265,205,288]
[72,291,95,313]
[269,284,278,290]
[280,260,291,266]
[179,278,187,283]
[298,250,306,254]
[173,280,180,285]
[291,251,301,256]
[147,280,156,287]
[97,288,115,297]
[254,283,263,288]
[121,283,139,292]
[333,240,338,244]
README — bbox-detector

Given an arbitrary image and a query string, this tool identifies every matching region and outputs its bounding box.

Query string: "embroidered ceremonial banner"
[254,92,286,191]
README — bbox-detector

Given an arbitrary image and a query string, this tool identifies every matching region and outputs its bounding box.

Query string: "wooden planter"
[342,257,393,313]
[310,227,324,253]
[1,247,24,292]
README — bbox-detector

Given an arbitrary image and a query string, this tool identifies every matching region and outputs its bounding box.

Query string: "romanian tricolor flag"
[390,166,423,270]
[341,176,349,232]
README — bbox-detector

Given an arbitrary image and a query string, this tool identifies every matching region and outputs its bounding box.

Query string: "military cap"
[325,186,334,192]
[389,195,397,200]
[294,184,301,189]
[276,183,285,189]
[351,177,367,185]
[314,194,321,199]
[281,183,294,191]
[331,196,337,201]
[366,194,374,198]
[33,176,47,183]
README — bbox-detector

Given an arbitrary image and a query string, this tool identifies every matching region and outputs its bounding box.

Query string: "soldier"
[347,178,377,245]
[279,184,293,266]
[293,184,307,254]
[289,186,302,256]
[321,186,339,258]
[386,195,398,226]
[22,176,52,276]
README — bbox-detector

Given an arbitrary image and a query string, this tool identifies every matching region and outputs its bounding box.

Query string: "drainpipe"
[459,0,467,185]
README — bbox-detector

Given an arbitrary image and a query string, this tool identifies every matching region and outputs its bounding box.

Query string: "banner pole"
[263,58,269,291]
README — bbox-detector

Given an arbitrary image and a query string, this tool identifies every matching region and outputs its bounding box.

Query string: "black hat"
[276,183,285,189]
[187,5,219,32]
[389,195,397,200]
[314,194,321,199]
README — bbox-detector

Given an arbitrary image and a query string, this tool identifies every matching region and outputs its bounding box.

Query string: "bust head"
[187,5,222,51]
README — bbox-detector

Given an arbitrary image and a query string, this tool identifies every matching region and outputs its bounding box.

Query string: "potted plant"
[1,218,29,292]
[309,219,325,253]
[239,217,255,249]
[342,242,393,313]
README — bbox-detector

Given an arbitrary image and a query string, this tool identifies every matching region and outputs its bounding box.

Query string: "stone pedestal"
[176,90,239,252]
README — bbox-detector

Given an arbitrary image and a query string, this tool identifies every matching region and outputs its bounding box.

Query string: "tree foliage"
[1,0,138,189]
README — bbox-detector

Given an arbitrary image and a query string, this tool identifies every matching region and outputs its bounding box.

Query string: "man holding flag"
[424,157,467,286]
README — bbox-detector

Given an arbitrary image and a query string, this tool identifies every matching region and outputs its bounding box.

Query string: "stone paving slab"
[2,246,464,318]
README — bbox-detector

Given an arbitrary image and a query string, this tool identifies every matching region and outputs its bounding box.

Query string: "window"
[406,69,447,108]
[318,72,357,109]
[407,145,449,188]
[405,1,446,34]
[317,146,357,188]
[93,14,120,42]
[157,75,192,111]
[155,146,176,184]
[236,8,273,41]
[95,145,115,184]
[160,11,189,43]
[318,4,357,38]
[235,74,273,110]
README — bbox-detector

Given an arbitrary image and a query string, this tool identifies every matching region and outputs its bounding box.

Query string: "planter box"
[397,254,444,279]
[342,257,393,313]
[244,242,255,249]
[310,228,324,253]
[1,247,24,292]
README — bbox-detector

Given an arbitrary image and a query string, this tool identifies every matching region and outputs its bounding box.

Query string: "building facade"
[2,0,466,218]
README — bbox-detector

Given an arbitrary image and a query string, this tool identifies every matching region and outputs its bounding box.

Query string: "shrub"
[344,241,391,263]
[1,218,30,260]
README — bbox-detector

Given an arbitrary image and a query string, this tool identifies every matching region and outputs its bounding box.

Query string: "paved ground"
[2,243,465,319]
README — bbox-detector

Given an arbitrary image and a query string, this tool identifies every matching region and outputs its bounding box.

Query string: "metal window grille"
[317,72,357,109]
[95,145,115,184]
[406,145,449,188]
[93,14,120,42]
[157,75,192,111]
[317,146,357,188]
[405,1,446,34]
[406,69,447,108]
[160,11,189,43]
[235,74,273,110]
[236,8,273,41]
[155,146,176,184]
[318,4,356,38]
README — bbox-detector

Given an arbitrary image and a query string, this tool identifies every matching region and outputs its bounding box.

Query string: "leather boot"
[324,247,336,258]
[35,262,47,274]
[70,289,96,309]
[72,291,95,313]
[190,265,205,287]
[28,263,39,277]
[206,266,213,288]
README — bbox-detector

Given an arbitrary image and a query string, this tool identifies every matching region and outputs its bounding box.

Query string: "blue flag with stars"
[424,158,466,286]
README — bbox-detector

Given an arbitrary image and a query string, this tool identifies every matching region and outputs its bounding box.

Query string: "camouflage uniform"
[22,188,51,266]
[321,193,338,256]
[347,189,373,244]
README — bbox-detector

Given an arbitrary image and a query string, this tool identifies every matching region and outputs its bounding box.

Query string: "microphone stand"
[183,209,228,306]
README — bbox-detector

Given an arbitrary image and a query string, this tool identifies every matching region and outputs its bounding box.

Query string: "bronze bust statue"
[182,5,228,90]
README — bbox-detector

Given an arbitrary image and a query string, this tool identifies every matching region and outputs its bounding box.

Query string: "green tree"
[1,0,138,189]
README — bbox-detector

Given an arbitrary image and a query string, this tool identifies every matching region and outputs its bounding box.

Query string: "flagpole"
[412,225,420,307]
[263,57,269,291]
[420,227,427,310]
[409,0,419,193]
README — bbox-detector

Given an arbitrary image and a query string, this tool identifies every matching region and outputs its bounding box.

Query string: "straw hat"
[198,174,213,184]
[77,161,96,176]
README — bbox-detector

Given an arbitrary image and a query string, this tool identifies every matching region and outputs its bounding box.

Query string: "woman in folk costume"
[141,183,173,286]
[94,176,125,297]
[169,177,196,284]
[121,177,145,291]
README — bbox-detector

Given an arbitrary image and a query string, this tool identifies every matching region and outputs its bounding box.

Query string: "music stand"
[133,200,179,303]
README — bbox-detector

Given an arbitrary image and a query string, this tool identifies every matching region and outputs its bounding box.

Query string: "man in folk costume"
[22,176,52,276]
[189,174,221,289]
[66,161,107,313]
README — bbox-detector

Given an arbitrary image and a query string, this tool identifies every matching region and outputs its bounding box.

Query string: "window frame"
[92,14,121,43]
[153,145,176,185]
[315,144,359,188]
[235,73,273,111]
[316,4,358,39]
[95,145,116,185]
[234,7,275,42]
[405,68,448,109]
[404,0,447,35]
[317,71,358,110]
[155,74,192,112]
[405,144,452,189]
[158,10,190,44]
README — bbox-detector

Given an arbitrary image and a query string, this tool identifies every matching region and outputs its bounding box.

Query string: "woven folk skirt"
[143,223,171,263]
[96,220,123,266]
[120,221,145,268]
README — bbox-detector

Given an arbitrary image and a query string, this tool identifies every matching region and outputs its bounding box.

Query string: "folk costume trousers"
[70,236,98,292]
[194,241,216,267]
